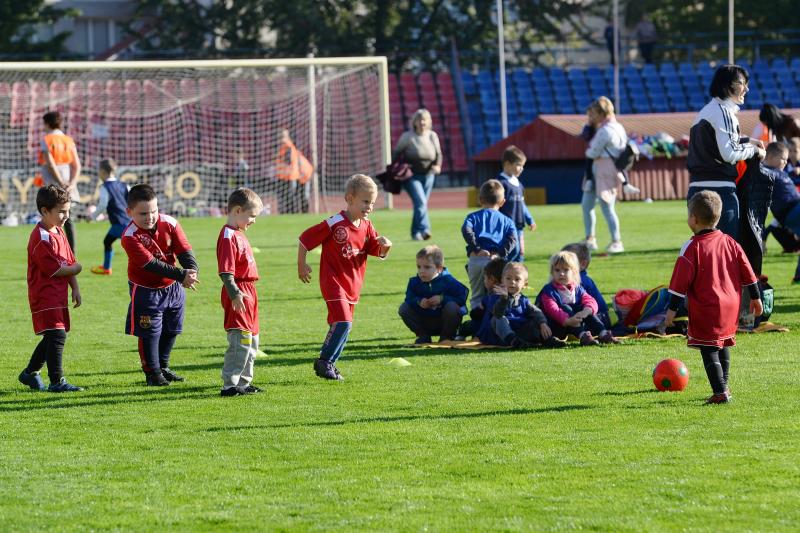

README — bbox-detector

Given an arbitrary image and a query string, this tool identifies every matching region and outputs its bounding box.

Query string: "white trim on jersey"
[678,239,693,257]
[223,227,236,239]
[325,213,345,227]
[668,289,686,298]
[38,227,51,242]
[123,223,138,237]
[160,213,178,227]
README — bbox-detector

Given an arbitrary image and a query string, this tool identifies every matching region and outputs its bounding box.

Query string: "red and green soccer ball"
[652,359,689,391]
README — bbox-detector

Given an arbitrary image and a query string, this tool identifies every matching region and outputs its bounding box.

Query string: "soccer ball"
[652,358,689,391]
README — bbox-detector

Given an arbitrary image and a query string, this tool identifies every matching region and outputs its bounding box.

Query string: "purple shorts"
[125,281,185,338]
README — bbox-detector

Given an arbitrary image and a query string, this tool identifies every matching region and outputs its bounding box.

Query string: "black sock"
[158,332,178,369]
[700,347,726,394]
[719,347,731,389]
[138,336,160,374]
[26,336,48,375]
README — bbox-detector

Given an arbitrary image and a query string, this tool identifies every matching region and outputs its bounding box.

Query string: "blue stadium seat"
[668,94,688,112]
[677,62,695,74]
[791,58,800,70]
[586,66,603,79]
[567,69,586,83]
[537,101,556,114]
[660,62,678,77]
[753,59,770,72]
[650,101,670,113]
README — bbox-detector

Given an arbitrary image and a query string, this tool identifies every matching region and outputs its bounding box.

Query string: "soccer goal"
[0,57,390,220]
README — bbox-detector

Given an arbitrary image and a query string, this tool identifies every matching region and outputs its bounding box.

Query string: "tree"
[0,0,77,59]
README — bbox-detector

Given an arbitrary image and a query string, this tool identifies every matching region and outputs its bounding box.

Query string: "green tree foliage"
[0,0,77,59]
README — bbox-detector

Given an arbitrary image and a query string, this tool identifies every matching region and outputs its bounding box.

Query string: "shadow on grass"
[596,389,659,396]
[203,404,593,432]
[0,385,217,412]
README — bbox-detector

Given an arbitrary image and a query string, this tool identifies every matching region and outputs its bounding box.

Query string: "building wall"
[39,0,137,57]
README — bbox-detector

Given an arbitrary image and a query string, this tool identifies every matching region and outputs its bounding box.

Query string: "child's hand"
[182,269,200,291]
[427,295,442,308]
[298,262,312,283]
[376,236,392,256]
[565,315,582,327]
[232,292,248,313]
[72,288,82,308]
[750,298,763,317]
[578,308,592,319]
[492,285,508,297]
[539,323,552,339]
[664,309,676,327]
[419,297,433,309]
[529,223,536,231]
[472,250,491,257]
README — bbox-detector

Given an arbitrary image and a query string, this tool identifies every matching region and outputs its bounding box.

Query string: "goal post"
[0,57,391,220]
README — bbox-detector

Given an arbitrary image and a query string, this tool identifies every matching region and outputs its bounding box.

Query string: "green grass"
[1,200,799,531]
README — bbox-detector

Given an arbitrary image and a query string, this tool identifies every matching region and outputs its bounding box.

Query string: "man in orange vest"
[38,111,82,251]
[274,129,314,214]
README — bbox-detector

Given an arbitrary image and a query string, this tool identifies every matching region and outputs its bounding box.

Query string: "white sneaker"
[584,237,599,251]
[623,183,640,195]
[412,232,424,241]
[606,241,625,254]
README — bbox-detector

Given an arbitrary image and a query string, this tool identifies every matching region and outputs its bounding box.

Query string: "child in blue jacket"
[399,245,468,343]
[497,146,535,261]
[476,262,565,348]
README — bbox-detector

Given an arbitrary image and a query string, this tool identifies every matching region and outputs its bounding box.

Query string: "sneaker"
[422,231,432,240]
[598,331,620,344]
[623,183,640,195]
[544,336,567,348]
[47,377,83,392]
[161,367,185,382]
[580,333,600,346]
[584,237,599,251]
[220,386,245,397]
[705,392,731,404]
[145,372,170,386]
[792,278,800,285]
[411,233,424,241]
[332,364,345,381]
[510,336,533,349]
[414,335,433,344]
[90,265,112,275]
[18,370,46,391]
[606,241,625,254]
[314,358,343,381]
[242,385,263,394]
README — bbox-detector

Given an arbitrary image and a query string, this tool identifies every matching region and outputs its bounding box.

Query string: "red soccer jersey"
[668,230,757,347]
[27,223,75,313]
[121,213,192,289]
[299,211,383,304]
[217,225,259,282]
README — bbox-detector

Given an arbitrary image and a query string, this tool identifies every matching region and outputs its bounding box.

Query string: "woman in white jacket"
[582,96,629,254]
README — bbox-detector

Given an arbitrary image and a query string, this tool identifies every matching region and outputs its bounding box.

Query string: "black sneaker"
[314,358,343,381]
[544,336,567,348]
[220,386,245,397]
[18,370,46,391]
[145,372,170,386]
[332,364,345,381]
[47,377,83,392]
[161,368,185,382]
[242,385,263,394]
[414,336,433,344]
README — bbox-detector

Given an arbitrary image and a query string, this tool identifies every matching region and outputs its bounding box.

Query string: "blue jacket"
[767,165,800,223]
[461,208,518,259]
[102,179,131,226]
[580,270,611,328]
[404,268,468,317]
[475,292,546,345]
[496,173,534,230]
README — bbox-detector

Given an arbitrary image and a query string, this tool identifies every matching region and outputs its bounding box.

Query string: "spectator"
[393,109,442,240]
[634,14,658,64]
[603,22,621,66]
[754,103,800,144]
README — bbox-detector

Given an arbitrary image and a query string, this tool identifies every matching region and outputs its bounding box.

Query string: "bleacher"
[458,58,800,152]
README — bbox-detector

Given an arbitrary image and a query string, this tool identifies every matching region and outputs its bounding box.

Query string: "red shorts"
[326,299,355,324]
[221,281,259,334]
[31,307,70,334]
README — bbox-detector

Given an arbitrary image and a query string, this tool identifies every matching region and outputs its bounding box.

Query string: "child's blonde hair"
[345,174,378,196]
[549,251,581,284]
[502,261,528,280]
[417,245,444,267]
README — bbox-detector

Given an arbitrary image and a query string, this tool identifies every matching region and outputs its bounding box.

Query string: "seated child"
[561,242,612,328]
[462,179,518,311]
[537,251,618,345]
[457,257,506,338]
[398,245,468,343]
[665,190,761,404]
[90,158,130,275]
[475,262,565,348]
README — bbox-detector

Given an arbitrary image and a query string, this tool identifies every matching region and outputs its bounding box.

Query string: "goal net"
[0,58,390,220]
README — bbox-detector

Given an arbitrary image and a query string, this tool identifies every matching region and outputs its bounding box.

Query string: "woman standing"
[687,65,765,239]
[393,109,442,240]
[582,96,628,254]
[38,111,81,252]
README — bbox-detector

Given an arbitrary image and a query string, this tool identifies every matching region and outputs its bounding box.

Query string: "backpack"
[613,285,685,334]
[607,140,640,172]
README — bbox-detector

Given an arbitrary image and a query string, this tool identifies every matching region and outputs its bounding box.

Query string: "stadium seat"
[660,62,678,77]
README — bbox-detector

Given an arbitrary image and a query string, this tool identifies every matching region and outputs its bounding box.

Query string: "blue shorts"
[107,223,127,239]
[125,281,185,338]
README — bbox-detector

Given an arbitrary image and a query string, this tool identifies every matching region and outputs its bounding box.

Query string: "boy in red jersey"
[666,190,762,404]
[121,184,199,386]
[19,185,83,392]
[298,174,392,380]
[217,188,264,396]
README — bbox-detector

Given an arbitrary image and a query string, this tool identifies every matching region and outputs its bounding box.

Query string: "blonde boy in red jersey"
[298,174,392,380]
[666,190,762,404]
[217,188,264,396]
[19,185,83,392]
[121,184,199,386]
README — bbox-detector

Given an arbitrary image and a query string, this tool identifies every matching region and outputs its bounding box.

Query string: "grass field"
[1,200,799,531]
